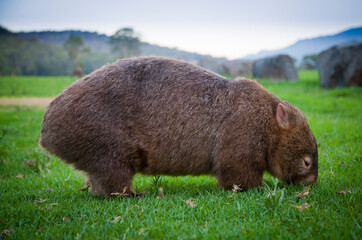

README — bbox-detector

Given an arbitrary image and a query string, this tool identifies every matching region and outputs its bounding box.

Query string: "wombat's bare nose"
[305,174,317,185]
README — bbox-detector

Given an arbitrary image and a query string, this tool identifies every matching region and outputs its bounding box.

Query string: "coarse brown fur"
[39,57,318,197]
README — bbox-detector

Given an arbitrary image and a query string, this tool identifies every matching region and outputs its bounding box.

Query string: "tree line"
[0,26,141,76]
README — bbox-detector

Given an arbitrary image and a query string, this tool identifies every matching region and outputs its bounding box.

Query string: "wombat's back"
[39,57,239,174]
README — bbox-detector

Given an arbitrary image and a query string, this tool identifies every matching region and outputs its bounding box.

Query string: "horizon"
[1,0,362,59]
[3,25,361,60]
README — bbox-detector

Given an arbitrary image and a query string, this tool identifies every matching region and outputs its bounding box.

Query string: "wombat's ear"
[276,103,289,129]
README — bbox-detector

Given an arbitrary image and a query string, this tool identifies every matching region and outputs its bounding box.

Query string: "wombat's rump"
[39,57,318,197]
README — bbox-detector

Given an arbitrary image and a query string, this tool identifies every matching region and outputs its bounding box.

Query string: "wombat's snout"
[292,174,317,186]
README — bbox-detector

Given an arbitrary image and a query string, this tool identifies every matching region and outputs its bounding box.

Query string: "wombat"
[39,57,318,197]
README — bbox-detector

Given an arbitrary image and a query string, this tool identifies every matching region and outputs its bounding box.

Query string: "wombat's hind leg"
[84,160,138,198]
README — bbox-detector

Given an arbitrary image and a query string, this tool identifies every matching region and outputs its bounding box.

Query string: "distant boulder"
[223,60,254,77]
[252,55,298,81]
[317,42,362,88]
[197,56,227,75]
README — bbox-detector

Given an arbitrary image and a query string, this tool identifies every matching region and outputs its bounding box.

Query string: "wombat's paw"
[110,190,146,198]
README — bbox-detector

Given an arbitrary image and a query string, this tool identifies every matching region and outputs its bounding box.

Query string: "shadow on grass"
[134,175,219,197]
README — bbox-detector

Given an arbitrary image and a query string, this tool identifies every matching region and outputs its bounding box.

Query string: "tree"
[299,54,317,70]
[64,34,89,76]
[109,28,141,59]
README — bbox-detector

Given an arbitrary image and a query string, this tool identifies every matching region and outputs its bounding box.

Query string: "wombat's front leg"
[216,167,263,191]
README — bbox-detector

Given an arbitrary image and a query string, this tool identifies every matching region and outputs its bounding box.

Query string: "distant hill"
[18,30,224,64]
[243,27,362,62]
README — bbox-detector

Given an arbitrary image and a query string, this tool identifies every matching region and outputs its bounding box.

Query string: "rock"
[252,55,298,81]
[197,56,227,75]
[223,60,254,77]
[317,42,362,88]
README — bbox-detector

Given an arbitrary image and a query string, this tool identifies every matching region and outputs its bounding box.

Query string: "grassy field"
[0,76,76,97]
[0,71,361,239]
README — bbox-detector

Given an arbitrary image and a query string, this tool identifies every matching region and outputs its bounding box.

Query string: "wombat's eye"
[303,157,311,168]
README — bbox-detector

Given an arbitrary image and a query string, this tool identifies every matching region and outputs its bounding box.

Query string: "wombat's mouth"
[290,174,317,186]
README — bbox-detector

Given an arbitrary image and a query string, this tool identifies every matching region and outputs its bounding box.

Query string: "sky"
[0,0,361,59]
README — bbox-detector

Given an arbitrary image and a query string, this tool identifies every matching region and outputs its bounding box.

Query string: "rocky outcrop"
[222,60,254,77]
[252,55,298,81]
[317,42,362,88]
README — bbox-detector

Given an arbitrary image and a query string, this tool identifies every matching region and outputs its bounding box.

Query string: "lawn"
[0,71,361,239]
[0,76,76,97]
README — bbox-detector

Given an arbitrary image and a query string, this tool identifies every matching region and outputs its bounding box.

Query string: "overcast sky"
[1,0,361,59]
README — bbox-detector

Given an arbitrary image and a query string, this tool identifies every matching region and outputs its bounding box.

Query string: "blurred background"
[0,0,361,88]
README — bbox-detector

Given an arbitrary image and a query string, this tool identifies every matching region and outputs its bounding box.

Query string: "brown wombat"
[39,57,318,197]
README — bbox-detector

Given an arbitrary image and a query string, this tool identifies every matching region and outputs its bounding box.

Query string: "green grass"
[0,76,77,97]
[0,71,361,239]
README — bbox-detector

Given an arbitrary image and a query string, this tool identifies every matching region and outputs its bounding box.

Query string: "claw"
[133,191,147,198]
